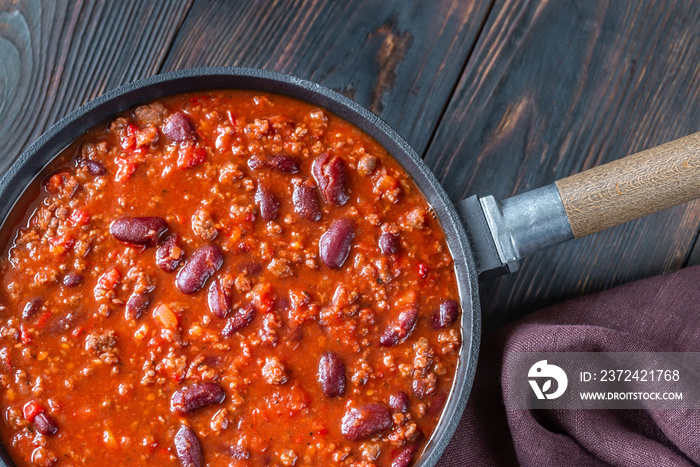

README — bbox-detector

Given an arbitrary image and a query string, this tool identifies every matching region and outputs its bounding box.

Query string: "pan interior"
[0,67,481,467]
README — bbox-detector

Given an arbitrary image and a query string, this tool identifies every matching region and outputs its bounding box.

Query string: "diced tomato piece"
[45,172,73,195]
[48,234,75,254]
[135,125,158,148]
[69,209,91,226]
[120,123,138,150]
[97,268,121,290]
[250,283,274,313]
[177,144,207,169]
[153,304,178,330]
[417,262,429,278]
[1,348,12,371]
[35,311,52,329]
[116,157,137,183]
[23,401,45,422]
[20,326,31,345]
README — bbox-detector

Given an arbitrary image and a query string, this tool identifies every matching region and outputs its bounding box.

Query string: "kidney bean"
[341,404,392,441]
[80,159,106,176]
[110,217,168,247]
[313,153,349,205]
[163,111,196,143]
[380,307,418,347]
[46,312,81,335]
[33,413,58,436]
[222,305,256,336]
[319,219,355,269]
[208,279,231,319]
[22,299,42,321]
[392,445,418,467]
[62,273,84,287]
[432,299,459,329]
[248,154,300,173]
[125,292,150,321]
[427,391,448,417]
[174,425,203,467]
[412,377,436,399]
[318,352,346,398]
[379,232,399,255]
[292,179,321,221]
[170,382,225,414]
[255,185,280,221]
[176,244,224,294]
[156,234,184,272]
[389,391,409,413]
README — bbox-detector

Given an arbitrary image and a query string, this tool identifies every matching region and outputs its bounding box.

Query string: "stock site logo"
[528,360,568,400]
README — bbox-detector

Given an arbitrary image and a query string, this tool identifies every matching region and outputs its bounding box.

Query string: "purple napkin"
[439,265,700,466]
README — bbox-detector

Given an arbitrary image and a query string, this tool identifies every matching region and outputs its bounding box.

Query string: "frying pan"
[0,67,699,466]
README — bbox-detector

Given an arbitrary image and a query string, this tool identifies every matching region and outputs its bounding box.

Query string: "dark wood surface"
[1,0,698,336]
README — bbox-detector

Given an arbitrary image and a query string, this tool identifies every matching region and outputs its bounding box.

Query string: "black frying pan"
[1,68,699,467]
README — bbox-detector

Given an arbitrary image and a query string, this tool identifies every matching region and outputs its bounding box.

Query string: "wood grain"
[557,132,700,238]
[161,0,494,154]
[421,0,700,329]
[0,0,193,175]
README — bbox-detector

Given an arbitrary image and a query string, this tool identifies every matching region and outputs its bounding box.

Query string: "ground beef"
[134,102,168,126]
[262,357,287,385]
[192,207,218,240]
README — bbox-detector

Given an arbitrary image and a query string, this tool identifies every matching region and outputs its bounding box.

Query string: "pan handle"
[556,132,700,238]
[460,132,700,278]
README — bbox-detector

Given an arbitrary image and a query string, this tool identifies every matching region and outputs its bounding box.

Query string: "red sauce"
[0,91,461,466]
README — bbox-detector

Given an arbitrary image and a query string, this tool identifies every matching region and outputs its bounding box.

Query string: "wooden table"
[1,0,699,333]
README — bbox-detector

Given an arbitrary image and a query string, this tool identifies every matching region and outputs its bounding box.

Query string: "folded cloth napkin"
[439,265,700,467]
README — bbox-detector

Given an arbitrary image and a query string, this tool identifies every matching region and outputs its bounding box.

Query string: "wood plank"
[686,235,700,267]
[421,0,700,329]
[0,0,193,174]
[161,0,494,154]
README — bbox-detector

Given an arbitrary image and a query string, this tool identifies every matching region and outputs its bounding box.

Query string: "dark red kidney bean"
[46,312,81,335]
[319,219,355,269]
[427,391,448,417]
[318,352,346,398]
[432,299,459,329]
[163,112,196,143]
[255,185,280,221]
[248,154,300,173]
[208,279,231,319]
[292,179,321,221]
[392,445,418,467]
[313,153,349,205]
[239,262,262,276]
[33,413,58,436]
[110,217,168,247]
[341,404,392,441]
[22,299,42,321]
[176,244,224,294]
[222,305,256,336]
[125,292,150,321]
[380,307,418,346]
[389,391,409,413]
[174,425,203,467]
[80,159,106,176]
[156,234,184,273]
[62,273,84,287]
[379,232,399,255]
[170,382,225,414]
[412,378,436,399]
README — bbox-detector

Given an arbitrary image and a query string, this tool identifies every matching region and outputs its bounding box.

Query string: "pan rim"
[0,67,481,467]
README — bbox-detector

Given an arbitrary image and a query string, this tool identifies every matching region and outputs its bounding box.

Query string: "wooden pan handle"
[555,132,700,238]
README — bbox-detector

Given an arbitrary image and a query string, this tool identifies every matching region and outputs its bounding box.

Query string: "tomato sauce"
[0,91,461,466]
